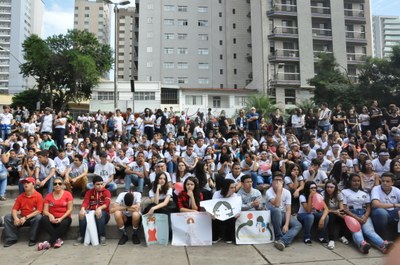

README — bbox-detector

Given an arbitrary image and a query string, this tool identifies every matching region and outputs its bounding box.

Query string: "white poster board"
[200,196,242,221]
[235,210,274,245]
[142,213,169,246]
[171,212,212,246]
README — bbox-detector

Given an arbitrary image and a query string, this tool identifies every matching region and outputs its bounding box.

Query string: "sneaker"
[319,238,328,244]
[225,240,233,244]
[327,240,335,250]
[380,240,394,254]
[58,238,64,245]
[212,237,222,244]
[53,238,62,248]
[0,196,7,201]
[73,236,83,246]
[28,240,37,247]
[100,236,107,246]
[132,231,140,245]
[339,236,349,245]
[304,239,312,246]
[37,241,50,251]
[360,240,371,254]
[0,215,4,227]
[118,234,128,245]
[3,240,17,248]
[274,240,286,251]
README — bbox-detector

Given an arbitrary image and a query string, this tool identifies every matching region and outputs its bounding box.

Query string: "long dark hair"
[220,179,235,198]
[345,173,363,190]
[183,176,201,206]
[323,180,339,207]
[328,161,347,184]
[152,172,169,194]
[301,180,317,198]
[194,160,208,189]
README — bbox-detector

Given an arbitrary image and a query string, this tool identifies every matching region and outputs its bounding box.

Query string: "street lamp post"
[104,0,131,110]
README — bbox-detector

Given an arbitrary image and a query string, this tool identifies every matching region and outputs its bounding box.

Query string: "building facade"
[0,0,44,94]
[373,15,400,58]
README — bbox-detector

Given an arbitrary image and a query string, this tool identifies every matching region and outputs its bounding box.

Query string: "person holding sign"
[266,171,302,251]
[212,179,238,244]
[177,177,203,212]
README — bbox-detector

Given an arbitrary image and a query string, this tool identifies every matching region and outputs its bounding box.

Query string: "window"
[197,20,208,27]
[135,92,155,101]
[161,87,179,104]
[235,96,247,106]
[177,62,188,69]
[285,89,296,105]
[147,32,154,38]
[177,48,188,54]
[233,38,236,44]
[198,34,208,41]
[213,96,221,108]
[146,61,153,67]
[163,19,174,26]
[233,53,237,59]
[178,33,187,40]
[198,63,209,69]
[164,33,174,39]
[198,6,208,13]
[220,54,223,59]
[198,78,209,84]
[186,95,203,105]
[233,23,236,29]
[164,47,174,54]
[146,47,153,53]
[178,5,188,12]
[219,26,223,31]
[219,40,223,45]
[177,19,188,26]
[163,62,174,69]
[234,69,237,75]
[164,5,174,11]
[147,3,154,9]
[178,77,188,84]
[220,69,223,74]
[232,9,236,14]
[97,92,114,100]
[163,77,175,84]
[219,12,222,17]
[147,17,153,24]
[198,48,209,55]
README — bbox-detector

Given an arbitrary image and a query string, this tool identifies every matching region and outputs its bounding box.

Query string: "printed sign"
[235,210,274,245]
[171,212,212,246]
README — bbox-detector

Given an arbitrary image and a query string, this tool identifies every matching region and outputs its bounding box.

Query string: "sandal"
[339,236,349,245]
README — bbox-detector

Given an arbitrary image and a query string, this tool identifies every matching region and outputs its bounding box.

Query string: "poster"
[235,210,274,245]
[142,213,169,246]
[200,196,242,221]
[171,212,212,246]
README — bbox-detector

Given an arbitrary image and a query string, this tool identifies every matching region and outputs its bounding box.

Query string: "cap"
[22,177,36,185]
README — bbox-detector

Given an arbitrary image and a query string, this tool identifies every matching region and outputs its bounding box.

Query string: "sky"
[42,0,400,38]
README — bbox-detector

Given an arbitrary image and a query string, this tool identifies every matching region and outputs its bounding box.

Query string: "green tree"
[244,94,276,120]
[20,29,113,110]
[11,88,51,112]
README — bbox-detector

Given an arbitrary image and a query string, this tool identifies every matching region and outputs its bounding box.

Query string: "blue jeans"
[167,161,176,175]
[371,207,399,239]
[318,124,330,132]
[40,177,54,194]
[79,210,110,238]
[1,125,11,141]
[297,212,328,240]
[0,177,6,196]
[350,209,385,248]
[124,174,144,193]
[270,207,302,245]
[87,181,117,192]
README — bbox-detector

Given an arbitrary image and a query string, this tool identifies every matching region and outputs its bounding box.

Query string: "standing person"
[39,107,54,135]
[247,107,260,141]
[0,105,13,140]
[3,177,43,247]
[266,171,302,251]
[317,103,331,132]
[332,104,347,133]
[236,110,247,137]
[39,177,73,250]
[270,108,285,132]
[342,173,392,254]
[125,107,135,140]
[143,108,156,141]
[369,100,383,135]
[111,191,142,245]
[74,175,111,246]
[53,111,67,150]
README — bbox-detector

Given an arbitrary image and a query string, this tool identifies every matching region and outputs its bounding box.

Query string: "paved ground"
[0,238,387,265]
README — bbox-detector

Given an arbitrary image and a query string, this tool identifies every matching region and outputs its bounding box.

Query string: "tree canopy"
[20,29,113,110]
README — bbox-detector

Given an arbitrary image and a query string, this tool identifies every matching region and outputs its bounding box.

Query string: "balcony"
[267,4,297,17]
[311,6,331,18]
[348,75,359,83]
[344,9,366,22]
[346,31,367,44]
[347,53,367,64]
[313,50,333,59]
[269,26,299,39]
[271,72,301,86]
[269,49,300,62]
[312,28,332,40]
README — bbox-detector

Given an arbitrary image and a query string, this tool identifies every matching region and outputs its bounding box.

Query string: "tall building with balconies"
[0,0,44,94]
[73,0,111,46]
[137,0,252,90]
[373,16,400,58]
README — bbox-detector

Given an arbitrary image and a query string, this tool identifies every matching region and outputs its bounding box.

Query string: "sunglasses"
[53,182,63,186]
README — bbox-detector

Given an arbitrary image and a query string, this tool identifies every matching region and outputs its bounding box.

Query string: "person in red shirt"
[74,175,111,246]
[3,177,43,247]
[177,176,203,212]
[39,177,73,250]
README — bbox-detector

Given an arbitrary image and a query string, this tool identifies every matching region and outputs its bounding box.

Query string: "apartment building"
[249,0,373,105]
[73,0,111,46]
[0,0,44,94]
[373,15,400,58]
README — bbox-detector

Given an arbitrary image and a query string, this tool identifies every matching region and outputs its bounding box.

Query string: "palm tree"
[244,94,276,120]
[296,99,317,114]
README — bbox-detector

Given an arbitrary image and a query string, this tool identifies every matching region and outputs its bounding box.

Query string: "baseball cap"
[22,177,36,185]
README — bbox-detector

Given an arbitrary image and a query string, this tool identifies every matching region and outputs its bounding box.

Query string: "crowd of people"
[0,100,399,254]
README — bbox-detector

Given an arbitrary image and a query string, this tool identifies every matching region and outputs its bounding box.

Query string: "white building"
[373,16,400,58]
[0,0,44,94]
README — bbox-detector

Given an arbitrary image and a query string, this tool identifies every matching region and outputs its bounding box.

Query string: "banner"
[235,210,274,245]
[171,212,212,246]
[200,196,242,221]
[142,213,169,246]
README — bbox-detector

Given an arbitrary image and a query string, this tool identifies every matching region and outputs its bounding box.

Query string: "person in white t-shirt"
[371,172,400,240]
[0,105,13,140]
[371,150,392,177]
[266,171,302,251]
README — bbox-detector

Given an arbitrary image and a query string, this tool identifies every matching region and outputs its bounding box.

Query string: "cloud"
[42,2,74,38]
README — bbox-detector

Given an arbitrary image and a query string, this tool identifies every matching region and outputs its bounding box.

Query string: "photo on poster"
[235,210,274,245]
[171,212,212,246]
[142,213,169,246]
